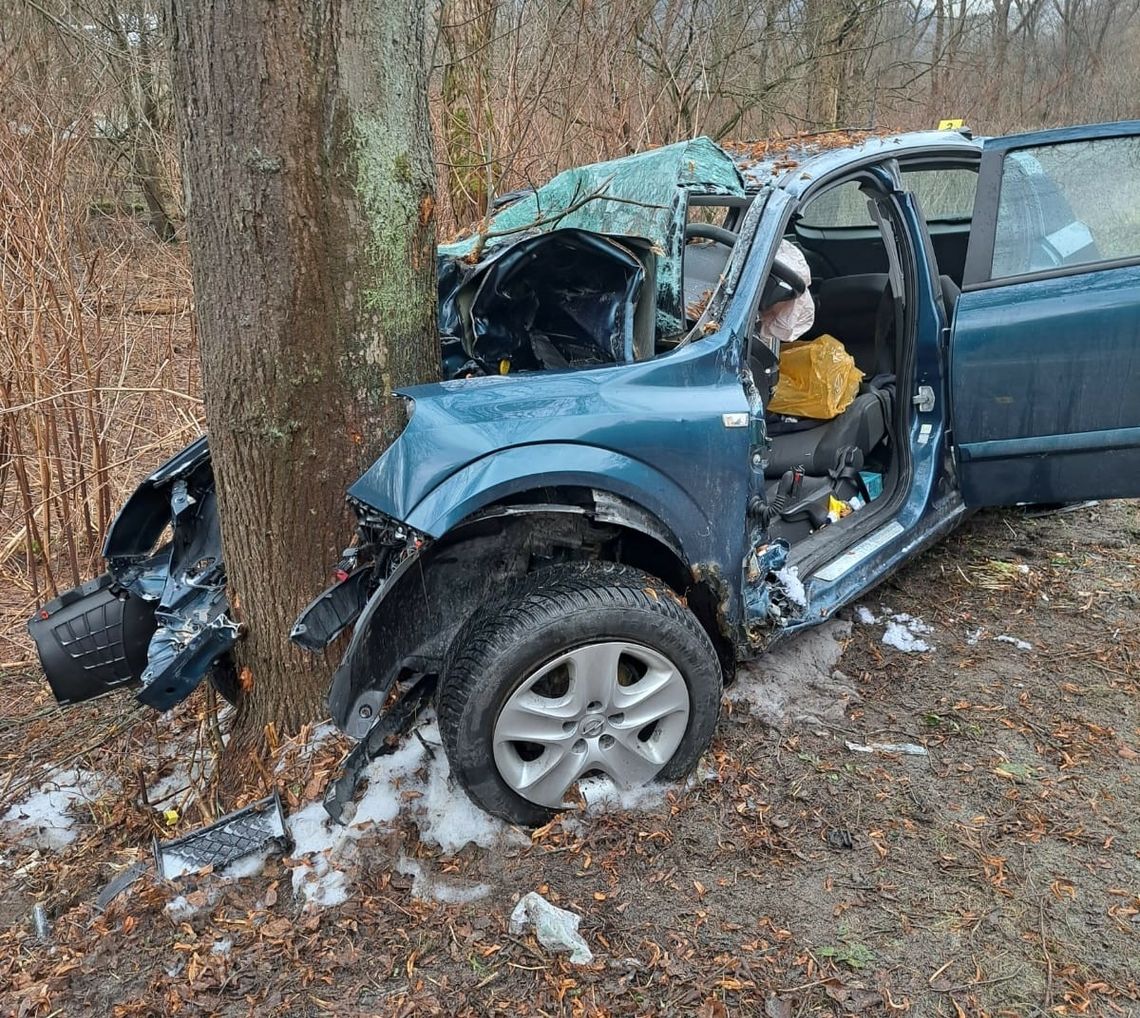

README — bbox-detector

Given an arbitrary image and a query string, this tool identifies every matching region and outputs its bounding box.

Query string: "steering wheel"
[685,222,807,296]
[685,222,738,247]
[769,254,807,296]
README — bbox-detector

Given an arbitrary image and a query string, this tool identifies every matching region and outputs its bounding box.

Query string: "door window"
[991,136,1140,279]
[798,181,873,229]
[901,167,976,223]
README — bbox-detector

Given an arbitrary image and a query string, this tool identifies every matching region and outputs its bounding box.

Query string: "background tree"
[440,0,499,221]
[167,0,439,745]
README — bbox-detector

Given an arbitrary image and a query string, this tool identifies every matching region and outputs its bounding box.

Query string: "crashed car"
[31,123,1140,825]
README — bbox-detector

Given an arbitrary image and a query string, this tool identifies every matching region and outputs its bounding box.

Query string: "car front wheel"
[437,562,722,826]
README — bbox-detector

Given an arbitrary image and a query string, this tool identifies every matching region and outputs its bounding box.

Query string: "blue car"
[31,123,1140,825]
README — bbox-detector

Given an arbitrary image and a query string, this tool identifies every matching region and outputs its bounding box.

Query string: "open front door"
[949,121,1140,505]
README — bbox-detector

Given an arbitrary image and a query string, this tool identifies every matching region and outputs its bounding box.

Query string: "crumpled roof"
[440,137,746,337]
[442,137,744,257]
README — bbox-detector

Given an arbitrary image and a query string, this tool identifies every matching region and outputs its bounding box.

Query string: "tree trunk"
[169,0,438,747]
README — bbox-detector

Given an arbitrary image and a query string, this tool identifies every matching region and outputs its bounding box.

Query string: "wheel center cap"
[581,716,605,738]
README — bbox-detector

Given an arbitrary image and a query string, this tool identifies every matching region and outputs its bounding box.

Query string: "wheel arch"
[328,487,735,739]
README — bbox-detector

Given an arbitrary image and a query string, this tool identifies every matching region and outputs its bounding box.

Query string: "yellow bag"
[767,334,863,420]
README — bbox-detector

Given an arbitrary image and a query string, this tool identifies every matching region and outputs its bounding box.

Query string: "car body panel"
[736,130,981,196]
[348,340,751,569]
[28,437,239,710]
[950,265,1140,504]
[951,120,1140,505]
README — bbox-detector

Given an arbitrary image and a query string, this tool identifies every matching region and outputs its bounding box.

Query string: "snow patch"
[165,895,198,919]
[284,716,516,909]
[775,565,807,607]
[579,776,671,813]
[210,938,233,956]
[995,634,1033,651]
[285,736,426,908]
[414,722,507,853]
[882,619,932,654]
[146,764,191,806]
[397,855,491,905]
[859,608,935,654]
[1,767,115,849]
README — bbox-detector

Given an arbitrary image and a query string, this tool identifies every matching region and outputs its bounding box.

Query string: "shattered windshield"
[437,138,747,378]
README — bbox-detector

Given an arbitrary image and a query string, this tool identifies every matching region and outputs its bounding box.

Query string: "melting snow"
[775,565,807,607]
[285,715,517,909]
[397,856,491,904]
[858,608,935,654]
[579,776,671,813]
[1,768,115,849]
[146,765,191,806]
[996,634,1033,651]
[165,895,199,919]
[882,619,932,653]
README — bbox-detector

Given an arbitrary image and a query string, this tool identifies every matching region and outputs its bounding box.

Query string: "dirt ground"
[1,500,1138,1017]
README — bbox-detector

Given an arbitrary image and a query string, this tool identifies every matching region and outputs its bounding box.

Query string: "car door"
[949,121,1140,505]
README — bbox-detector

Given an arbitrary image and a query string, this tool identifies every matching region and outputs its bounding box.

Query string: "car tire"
[437,561,722,826]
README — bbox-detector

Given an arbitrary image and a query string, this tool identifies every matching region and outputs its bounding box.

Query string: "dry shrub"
[0,106,200,662]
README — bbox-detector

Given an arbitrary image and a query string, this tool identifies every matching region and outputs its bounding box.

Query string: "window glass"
[991,136,1140,279]
[798,180,873,228]
[902,167,976,222]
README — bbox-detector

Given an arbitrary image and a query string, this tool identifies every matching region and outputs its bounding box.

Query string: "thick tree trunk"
[169,1,438,745]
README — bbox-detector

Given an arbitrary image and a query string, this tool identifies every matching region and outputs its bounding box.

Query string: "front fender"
[404,443,713,557]
[328,503,613,737]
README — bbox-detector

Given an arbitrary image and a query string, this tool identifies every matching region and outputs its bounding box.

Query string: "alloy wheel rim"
[491,641,691,808]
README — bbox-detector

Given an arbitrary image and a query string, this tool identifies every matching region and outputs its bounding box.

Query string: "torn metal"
[438,136,745,376]
[31,138,747,715]
[321,674,436,825]
[28,437,239,710]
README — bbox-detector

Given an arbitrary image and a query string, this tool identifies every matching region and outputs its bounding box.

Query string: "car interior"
[683,159,980,557]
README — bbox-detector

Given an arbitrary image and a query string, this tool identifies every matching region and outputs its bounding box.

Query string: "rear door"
[949,121,1140,505]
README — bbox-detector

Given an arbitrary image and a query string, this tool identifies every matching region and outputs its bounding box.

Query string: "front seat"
[764,279,896,479]
[763,273,958,479]
[765,390,889,477]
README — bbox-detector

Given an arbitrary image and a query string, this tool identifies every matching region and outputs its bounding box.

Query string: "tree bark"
[168,0,438,745]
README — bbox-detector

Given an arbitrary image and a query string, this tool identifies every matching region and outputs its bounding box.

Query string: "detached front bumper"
[28,437,240,710]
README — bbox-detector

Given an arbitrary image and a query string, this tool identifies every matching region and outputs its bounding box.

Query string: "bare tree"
[440,0,499,222]
[168,0,439,746]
